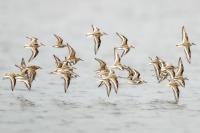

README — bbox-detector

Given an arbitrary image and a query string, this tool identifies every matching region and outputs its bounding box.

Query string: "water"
[0,0,200,133]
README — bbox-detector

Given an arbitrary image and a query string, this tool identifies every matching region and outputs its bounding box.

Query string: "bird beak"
[176,44,181,47]
[49,72,54,74]
[26,36,31,40]
[74,74,80,78]
[184,77,189,80]
[148,57,153,60]
[103,32,108,35]
[40,43,45,46]
[192,43,197,45]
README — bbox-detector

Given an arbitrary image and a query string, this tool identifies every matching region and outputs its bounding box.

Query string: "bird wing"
[10,76,16,91]
[63,75,71,93]
[54,34,63,45]
[104,80,112,97]
[116,32,128,46]
[176,57,184,77]
[94,36,101,55]
[30,71,37,82]
[21,58,26,68]
[98,81,103,87]
[24,79,31,90]
[132,69,140,80]
[33,48,39,58]
[114,52,121,65]
[182,26,189,42]
[95,58,106,70]
[91,25,95,32]
[67,44,76,58]
[110,78,119,94]
[53,54,62,68]
[171,85,180,103]
[153,65,160,80]
[29,47,39,62]
[126,67,135,78]
[184,46,191,64]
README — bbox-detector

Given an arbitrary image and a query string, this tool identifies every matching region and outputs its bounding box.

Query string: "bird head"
[31,65,42,70]
[102,32,108,35]
[130,44,135,48]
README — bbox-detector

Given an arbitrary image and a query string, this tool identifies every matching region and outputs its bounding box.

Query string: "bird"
[124,66,135,80]
[168,80,180,103]
[24,36,45,62]
[110,52,125,70]
[149,56,161,81]
[161,64,176,80]
[50,68,77,93]
[86,25,107,55]
[3,73,17,91]
[176,26,196,64]
[52,55,77,72]
[101,68,119,94]
[15,58,41,83]
[114,32,135,58]
[173,76,188,88]
[94,58,109,73]
[53,54,63,68]
[173,57,188,87]
[23,65,41,83]
[158,60,169,83]
[65,43,83,65]
[175,57,184,78]
[51,45,80,93]
[52,34,67,48]
[124,67,146,85]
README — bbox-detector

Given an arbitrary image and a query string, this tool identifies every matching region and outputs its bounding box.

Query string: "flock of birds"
[3,25,196,103]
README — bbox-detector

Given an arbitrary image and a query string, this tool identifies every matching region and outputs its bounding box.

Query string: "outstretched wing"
[184,46,191,64]
[67,44,76,57]
[94,36,101,55]
[54,34,63,45]
[182,26,189,42]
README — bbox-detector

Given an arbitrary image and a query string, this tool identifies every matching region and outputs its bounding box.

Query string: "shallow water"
[0,0,200,133]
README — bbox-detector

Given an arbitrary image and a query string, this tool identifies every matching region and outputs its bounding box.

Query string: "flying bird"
[52,34,67,48]
[86,25,107,55]
[3,73,17,91]
[24,36,45,62]
[176,26,196,64]
[114,32,135,58]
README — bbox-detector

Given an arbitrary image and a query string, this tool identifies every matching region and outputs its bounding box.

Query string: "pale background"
[0,0,200,133]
